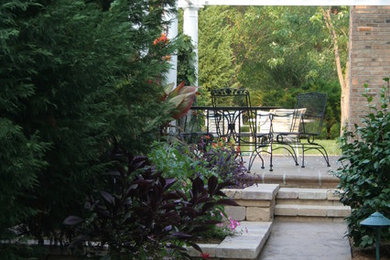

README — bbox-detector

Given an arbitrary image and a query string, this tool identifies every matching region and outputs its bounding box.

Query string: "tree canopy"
[196,6,349,138]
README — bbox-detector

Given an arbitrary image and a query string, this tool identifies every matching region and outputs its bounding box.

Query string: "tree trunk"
[341,58,350,133]
[322,7,349,135]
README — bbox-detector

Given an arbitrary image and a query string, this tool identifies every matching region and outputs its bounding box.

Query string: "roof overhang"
[178,0,390,8]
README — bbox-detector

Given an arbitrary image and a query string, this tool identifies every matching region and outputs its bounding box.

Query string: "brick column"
[349,6,390,127]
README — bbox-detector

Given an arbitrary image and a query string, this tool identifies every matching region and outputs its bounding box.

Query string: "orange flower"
[162,55,171,61]
[160,33,167,42]
[153,33,169,46]
[205,135,211,140]
[236,146,241,153]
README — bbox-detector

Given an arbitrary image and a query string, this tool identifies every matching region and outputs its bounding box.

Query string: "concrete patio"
[243,155,341,188]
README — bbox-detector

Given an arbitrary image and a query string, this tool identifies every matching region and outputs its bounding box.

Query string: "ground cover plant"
[334,79,390,247]
[150,136,255,189]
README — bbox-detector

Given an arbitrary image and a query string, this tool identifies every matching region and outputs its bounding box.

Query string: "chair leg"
[316,144,331,167]
[259,151,265,169]
[248,150,265,172]
[269,144,273,172]
[283,143,299,166]
[301,143,331,168]
[247,152,256,172]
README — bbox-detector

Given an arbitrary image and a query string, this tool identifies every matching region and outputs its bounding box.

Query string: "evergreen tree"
[198,6,237,105]
[0,0,175,248]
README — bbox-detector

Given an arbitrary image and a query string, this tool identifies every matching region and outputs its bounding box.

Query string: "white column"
[183,5,200,86]
[164,5,179,88]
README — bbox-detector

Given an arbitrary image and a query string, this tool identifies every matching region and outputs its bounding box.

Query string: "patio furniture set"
[180,88,330,172]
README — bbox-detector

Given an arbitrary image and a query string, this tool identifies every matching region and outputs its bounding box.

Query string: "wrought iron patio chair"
[249,110,274,171]
[269,108,304,167]
[296,92,330,167]
[211,88,273,171]
[274,92,330,168]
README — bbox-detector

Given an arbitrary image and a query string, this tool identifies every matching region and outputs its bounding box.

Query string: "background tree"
[320,6,350,131]
[198,6,237,105]
[193,6,349,138]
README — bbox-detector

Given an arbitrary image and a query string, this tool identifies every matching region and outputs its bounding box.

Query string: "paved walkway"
[258,221,351,260]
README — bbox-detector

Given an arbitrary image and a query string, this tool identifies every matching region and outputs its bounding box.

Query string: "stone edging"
[222,184,280,222]
[186,222,272,259]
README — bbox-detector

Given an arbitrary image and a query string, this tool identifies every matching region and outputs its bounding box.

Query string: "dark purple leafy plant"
[64,146,237,258]
[190,137,255,188]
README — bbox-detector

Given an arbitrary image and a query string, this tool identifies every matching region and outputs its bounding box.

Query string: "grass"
[270,139,341,156]
[302,139,341,156]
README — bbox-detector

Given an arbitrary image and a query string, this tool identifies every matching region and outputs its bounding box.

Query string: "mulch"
[352,244,390,260]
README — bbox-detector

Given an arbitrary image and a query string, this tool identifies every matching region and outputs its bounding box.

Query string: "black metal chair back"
[293,92,330,168]
[210,88,255,143]
[296,92,327,136]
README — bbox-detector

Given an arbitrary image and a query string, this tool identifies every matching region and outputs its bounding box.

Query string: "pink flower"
[200,252,210,259]
[228,217,240,231]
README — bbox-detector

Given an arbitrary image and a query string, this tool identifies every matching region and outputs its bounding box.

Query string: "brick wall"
[349,6,390,127]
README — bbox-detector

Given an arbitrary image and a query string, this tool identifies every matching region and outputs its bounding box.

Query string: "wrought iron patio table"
[189,106,278,141]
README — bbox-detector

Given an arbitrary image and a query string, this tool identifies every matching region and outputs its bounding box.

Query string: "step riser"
[253,179,338,189]
[275,205,351,219]
[276,199,344,206]
[275,216,347,223]
[276,188,342,201]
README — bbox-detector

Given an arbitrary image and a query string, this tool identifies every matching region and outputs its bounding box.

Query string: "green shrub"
[150,137,254,189]
[334,79,390,247]
[177,34,196,86]
[0,0,175,248]
[149,142,216,188]
[329,122,340,139]
[0,119,48,240]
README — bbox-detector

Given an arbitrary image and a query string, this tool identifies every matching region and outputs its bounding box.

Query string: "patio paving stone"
[258,221,351,260]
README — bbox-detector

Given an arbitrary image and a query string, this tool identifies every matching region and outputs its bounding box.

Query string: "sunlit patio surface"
[242,155,341,188]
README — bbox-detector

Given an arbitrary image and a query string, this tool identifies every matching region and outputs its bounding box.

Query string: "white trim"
[179,0,390,7]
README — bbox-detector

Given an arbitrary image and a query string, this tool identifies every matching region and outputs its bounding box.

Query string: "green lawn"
[303,139,341,155]
[272,139,341,156]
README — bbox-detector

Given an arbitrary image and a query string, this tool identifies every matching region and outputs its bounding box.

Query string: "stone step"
[186,222,272,259]
[252,172,339,189]
[277,199,343,206]
[275,188,350,221]
[275,204,351,221]
[276,188,344,206]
